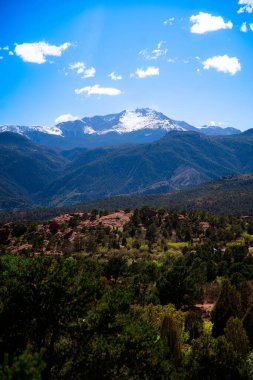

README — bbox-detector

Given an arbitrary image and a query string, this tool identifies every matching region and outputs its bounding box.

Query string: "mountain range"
[0,126,253,210]
[1,173,253,222]
[0,108,241,150]
[80,173,253,216]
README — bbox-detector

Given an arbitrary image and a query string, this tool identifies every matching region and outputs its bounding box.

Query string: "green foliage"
[224,317,249,359]
[11,223,27,238]
[244,307,253,347]
[0,255,102,377]
[0,208,253,378]
[212,279,242,337]
[189,332,246,380]
[160,316,182,365]
[184,311,203,341]
[104,256,128,283]
[0,347,45,380]
[247,351,253,380]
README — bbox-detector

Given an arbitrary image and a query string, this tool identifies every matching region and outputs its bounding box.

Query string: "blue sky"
[1,0,253,130]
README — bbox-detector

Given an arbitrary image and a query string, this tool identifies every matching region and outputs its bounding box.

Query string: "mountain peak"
[0,109,243,150]
[241,128,253,136]
[111,108,183,134]
[198,125,241,136]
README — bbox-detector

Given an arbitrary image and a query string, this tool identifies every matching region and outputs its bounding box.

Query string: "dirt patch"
[249,247,253,255]
[199,222,210,230]
[195,303,215,318]
[195,282,220,318]
[53,214,77,223]
[11,243,33,254]
[82,211,133,229]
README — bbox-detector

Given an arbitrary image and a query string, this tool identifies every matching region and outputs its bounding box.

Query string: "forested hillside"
[1,208,253,378]
[1,174,253,223]
[1,130,253,210]
[42,130,253,207]
[77,173,253,216]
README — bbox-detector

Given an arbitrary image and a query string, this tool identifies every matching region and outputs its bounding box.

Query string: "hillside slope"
[79,174,253,215]
[42,131,253,207]
[0,130,253,211]
[0,132,67,209]
[1,174,253,221]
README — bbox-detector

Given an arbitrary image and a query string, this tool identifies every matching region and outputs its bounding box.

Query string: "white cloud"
[239,22,253,32]
[190,12,233,34]
[0,56,3,60]
[133,66,160,78]
[69,62,96,78]
[75,84,122,96]
[238,0,253,13]
[108,72,123,80]
[14,41,71,64]
[82,67,96,78]
[203,55,241,75]
[0,46,13,56]
[55,114,79,124]
[209,121,223,127]
[164,17,175,26]
[139,41,167,60]
[240,22,248,32]
[69,61,85,74]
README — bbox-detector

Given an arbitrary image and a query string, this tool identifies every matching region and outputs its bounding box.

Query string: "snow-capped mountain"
[81,108,187,135]
[0,124,63,136]
[197,125,241,136]
[0,108,241,150]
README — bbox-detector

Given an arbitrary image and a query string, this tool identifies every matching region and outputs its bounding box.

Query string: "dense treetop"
[1,208,253,379]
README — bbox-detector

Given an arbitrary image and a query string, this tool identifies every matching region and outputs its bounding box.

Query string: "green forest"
[1,208,253,379]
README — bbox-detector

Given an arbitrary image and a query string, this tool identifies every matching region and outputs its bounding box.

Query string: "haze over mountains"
[0,121,252,210]
[0,108,241,150]
[0,132,67,209]
[79,174,253,216]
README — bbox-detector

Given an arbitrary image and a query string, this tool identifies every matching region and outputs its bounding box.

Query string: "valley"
[0,123,252,211]
[2,1,253,378]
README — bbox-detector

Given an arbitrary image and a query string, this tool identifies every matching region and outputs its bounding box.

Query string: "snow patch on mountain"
[35,126,63,136]
[84,126,97,135]
[0,125,63,136]
[112,109,184,134]
[82,108,185,135]
[0,109,241,145]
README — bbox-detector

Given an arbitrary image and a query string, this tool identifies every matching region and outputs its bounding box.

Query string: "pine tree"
[212,279,241,337]
[160,316,182,365]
